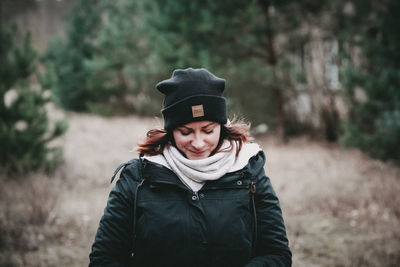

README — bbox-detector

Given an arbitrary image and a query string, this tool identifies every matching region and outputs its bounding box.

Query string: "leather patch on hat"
[192,105,204,118]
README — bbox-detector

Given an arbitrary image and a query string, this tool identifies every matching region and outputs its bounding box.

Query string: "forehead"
[178,120,219,129]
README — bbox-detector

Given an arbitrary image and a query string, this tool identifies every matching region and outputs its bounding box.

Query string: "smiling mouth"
[190,151,207,154]
[188,149,208,155]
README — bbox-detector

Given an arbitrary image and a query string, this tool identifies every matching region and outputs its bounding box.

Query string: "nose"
[191,134,205,150]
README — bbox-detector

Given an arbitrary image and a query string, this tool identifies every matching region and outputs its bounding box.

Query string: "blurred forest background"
[1,0,400,266]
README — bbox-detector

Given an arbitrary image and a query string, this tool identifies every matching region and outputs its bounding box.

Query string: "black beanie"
[156,68,227,131]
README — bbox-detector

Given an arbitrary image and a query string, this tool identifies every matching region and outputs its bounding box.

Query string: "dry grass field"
[1,112,399,266]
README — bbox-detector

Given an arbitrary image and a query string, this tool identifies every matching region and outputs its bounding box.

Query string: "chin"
[187,152,209,160]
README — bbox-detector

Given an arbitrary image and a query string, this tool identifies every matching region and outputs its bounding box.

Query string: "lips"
[187,149,209,158]
[188,149,208,155]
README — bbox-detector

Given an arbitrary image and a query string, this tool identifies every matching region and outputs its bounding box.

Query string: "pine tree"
[45,0,162,115]
[0,26,67,174]
[44,0,103,111]
[340,0,400,161]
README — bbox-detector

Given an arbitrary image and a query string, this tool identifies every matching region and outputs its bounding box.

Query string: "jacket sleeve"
[245,152,292,267]
[89,164,138,266]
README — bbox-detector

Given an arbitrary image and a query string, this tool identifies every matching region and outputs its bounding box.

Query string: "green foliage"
[340,0,400,161]
[222,59,277,126]
[44,0,163,115]
[0,27,67,174]
[44,0,104,111]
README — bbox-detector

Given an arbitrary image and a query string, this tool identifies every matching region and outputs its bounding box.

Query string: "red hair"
[136,117,253,157]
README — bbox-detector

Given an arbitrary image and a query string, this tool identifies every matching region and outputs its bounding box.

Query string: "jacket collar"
[142,150,265,190]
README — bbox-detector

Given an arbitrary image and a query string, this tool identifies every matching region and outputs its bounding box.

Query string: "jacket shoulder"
[245,150,266,177]
[110,158,142,183]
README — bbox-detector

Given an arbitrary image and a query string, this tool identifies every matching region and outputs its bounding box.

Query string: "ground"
[1,112,399,266]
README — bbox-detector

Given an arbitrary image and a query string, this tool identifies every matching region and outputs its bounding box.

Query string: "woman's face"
[173,120,221,160]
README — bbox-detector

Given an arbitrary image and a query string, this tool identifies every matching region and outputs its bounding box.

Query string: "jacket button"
[192,195,198,200]
[237,180,242,185]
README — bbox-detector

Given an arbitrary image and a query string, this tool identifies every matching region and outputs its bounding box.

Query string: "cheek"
[208,132,221,147]
[173,133,188,148]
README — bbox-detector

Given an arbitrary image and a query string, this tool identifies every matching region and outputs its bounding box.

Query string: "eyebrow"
[202,122,217,128]
[178,122,217,130]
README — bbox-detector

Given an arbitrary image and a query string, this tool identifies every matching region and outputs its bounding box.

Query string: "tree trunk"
[272,85,286,140]
[258,0,286,140]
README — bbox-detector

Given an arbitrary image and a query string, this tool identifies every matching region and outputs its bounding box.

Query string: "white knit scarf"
[163,140,236,191]
[145,141,261,192]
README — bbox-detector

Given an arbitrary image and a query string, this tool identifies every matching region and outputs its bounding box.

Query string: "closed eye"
[179,130,191,136]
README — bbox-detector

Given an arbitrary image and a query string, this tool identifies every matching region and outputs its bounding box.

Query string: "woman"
[89,68,292,266]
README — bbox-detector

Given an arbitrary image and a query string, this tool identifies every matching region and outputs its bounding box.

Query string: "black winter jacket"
[89,151,291,266]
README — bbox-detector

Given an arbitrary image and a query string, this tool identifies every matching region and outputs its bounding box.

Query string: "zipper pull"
[250,182,256,194]
[192,191,199,201]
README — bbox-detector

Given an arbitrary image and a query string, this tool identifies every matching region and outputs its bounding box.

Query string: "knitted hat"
[156,68,227,131]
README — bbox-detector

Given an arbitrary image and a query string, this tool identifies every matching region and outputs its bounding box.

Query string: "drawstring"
[250,181,257,251]
[131,154,145,258]
[131,179,144,258]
